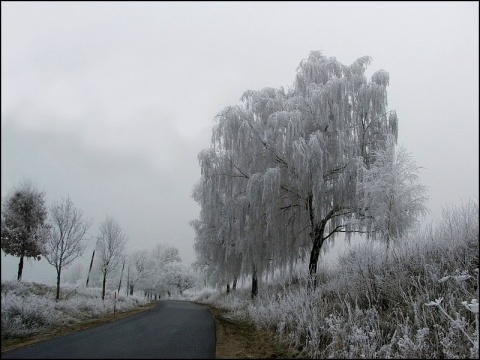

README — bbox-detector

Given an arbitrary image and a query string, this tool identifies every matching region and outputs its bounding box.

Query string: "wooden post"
[126,266,130,296]
[117,259,125,293]
[86,250,95,287]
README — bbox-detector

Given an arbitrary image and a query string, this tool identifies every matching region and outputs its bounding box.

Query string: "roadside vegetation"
[2,201,477,358]
[187,48,478,358]
[192,200,479,358]
[1,282,148,344]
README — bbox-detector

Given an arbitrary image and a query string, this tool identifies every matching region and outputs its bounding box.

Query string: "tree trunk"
[232,277,237,291]
[130,284,134,296]
[307,204,336,286]
[308,226,323,277]
[56,268,62,301]
[102,270,107,301]
[17,255,24,281]
[251,265,258,300]
[226,284,230,294]
[308,222,327,289]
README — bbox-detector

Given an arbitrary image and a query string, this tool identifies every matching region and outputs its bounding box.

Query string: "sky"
[1,1,478,284]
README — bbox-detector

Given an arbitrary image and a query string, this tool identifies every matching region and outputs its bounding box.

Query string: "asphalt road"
[1,300,216,359]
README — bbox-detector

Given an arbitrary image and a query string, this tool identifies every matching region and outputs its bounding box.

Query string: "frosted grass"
[193,201,479,358]
[1,282,148,339]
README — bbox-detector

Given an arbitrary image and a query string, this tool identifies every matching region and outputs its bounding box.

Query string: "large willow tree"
[192,51,398,293]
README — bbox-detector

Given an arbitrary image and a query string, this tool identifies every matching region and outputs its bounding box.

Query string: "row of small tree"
[1,179,199,301]
[1,179,127,300]
[66,243,198,299]
[191,50,428,298]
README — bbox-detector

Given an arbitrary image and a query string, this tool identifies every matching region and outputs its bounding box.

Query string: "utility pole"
[126,266,130,296]
[86,250,95,287]
[117,259,125,293]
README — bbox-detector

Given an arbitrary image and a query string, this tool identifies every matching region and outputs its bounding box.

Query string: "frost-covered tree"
[148,243,181,297]
[45,196,92,300]
[150,243,181,267]
[161,263,198,296]
[190,213,242,291]
[192,259,211,288]
[96,216,127,300]
[356,135,428,247]
[1,179,49,281]
[134,243,183,298]
[192,51,399,292]
[126,249,150,295]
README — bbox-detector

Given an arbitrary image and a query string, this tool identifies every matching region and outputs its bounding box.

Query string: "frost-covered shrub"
[183,287,218,303]
[1,281,148,340]
[1,294,61,338]
[248,282,326,350]
[194,200,478,358]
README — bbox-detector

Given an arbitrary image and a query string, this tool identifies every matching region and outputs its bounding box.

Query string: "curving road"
[1,300,216,359]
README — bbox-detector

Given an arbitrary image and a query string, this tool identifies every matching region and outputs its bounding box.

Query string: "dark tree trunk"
[226,284,230,294]
[56,268,62,301]
[251,265,258,300]
[130,285,134,296]
[307,205,338,289]
[102,270,107,300]
[308,220,328,289]
[308,228,324,276]
[17,255,24,281]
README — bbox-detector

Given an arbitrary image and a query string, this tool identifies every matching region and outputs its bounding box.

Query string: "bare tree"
[45,196,92,300]
[1,179,49,281]
[96,216,127,300]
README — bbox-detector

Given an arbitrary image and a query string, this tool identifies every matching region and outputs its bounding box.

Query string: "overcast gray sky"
[1,1,478,284]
